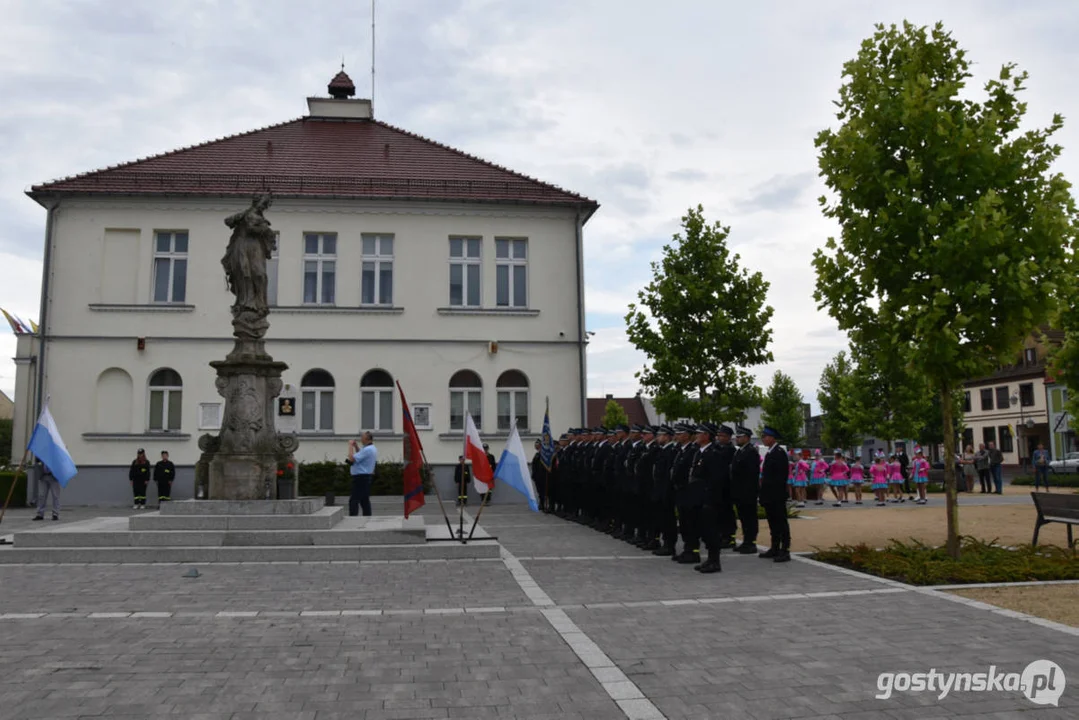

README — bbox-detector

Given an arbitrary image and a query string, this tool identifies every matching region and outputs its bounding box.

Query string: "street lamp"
[1010,392,1037,471]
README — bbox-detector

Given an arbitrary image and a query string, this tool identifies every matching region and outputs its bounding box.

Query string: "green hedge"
[0,471,28,508]
[1012,474,1079,488]
[298,460,432,497]
[813,537,1079,585]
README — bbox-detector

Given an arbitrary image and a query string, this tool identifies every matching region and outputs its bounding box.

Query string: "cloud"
[740,172,817,213]
[666,168,710,183]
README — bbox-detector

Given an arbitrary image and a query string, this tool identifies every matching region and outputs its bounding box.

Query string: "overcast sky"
[2,0,1078,413]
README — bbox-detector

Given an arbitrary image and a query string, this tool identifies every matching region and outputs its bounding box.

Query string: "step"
[159,499,324,516]
[0,542,500,564]
[130,506,346,531]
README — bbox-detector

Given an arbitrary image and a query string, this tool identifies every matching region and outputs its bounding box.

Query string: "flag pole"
[0,449,32,533]
[466,479,491,541]
[416,449,454,541]
[457,455,466,542]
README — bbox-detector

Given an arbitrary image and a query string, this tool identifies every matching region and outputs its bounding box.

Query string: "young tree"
[818,352,859,452]
[814,22,1077,557]
[601,399,629,429]
[759,371,805,447]
[625,206,774,422]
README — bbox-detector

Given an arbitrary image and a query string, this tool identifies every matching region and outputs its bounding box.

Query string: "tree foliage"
[759,371,805,448]
[814,21,1078,557]
[625,206,774,422]
[601,400,629,429]
[817,352,858,452]
[0,418,12,466]
[841,337,933,447]
[1049,267,1079,420]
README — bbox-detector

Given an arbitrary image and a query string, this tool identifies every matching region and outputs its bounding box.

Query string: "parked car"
[1048,452,1079,473]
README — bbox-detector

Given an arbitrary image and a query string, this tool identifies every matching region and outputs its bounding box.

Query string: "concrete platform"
[129,506,347,531]
[159,499,324,515]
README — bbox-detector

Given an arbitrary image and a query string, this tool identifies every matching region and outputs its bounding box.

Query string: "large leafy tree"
[1049,267,1079,420]
[626,206,773,422]
[817,352,859,452]
[814,22,1077,557]
[759,371,805,448]
[841,337,933,450]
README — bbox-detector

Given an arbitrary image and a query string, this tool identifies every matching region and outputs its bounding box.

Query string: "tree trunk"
[941,381,960,559]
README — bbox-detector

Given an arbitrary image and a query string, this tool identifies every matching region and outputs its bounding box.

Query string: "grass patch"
[812,537,1079,585]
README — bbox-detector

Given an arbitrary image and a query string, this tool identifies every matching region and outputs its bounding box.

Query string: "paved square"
[1,503,1076,718]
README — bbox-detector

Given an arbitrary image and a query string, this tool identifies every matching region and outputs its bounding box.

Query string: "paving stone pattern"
[1,504,1076,719]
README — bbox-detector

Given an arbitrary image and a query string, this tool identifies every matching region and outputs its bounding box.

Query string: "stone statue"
[222,194,276,345]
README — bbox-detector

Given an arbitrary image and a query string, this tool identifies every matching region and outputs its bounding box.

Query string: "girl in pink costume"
[911,446,931,504]
[887,453,905,503]
[787,449,797,501]
[848,456,866,504]
[828,450,850,507]
[790,448,809,508]
[870,452,889,506]
[810,450,829,505]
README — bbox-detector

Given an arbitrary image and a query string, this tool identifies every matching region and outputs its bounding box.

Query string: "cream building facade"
[13,73,598,505]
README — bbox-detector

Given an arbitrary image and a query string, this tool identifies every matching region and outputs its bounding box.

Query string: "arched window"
[301,369,335,432]
[361,369,394,431]
[449,370,482,431]
[148,368,182,431]
[496,370,529,431]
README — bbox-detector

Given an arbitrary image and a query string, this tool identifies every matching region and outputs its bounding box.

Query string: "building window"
[1024,348,1037,366]
[962,428,974,451]
[449,369,482,430]
[980,389,993,411]
[496,370,529,431]
[266,232,279,307]
[148,368,182,431]
[1019,383,1035,408]
[361,234,394,305]
[999,425,1014,453]
[982,426,997,447]
[495,238,527,308]
[963,391,972,413]
[360,369,394,431]
[303,233,337,305]
[301,369,335,432]
[449,237,481,307]
[152,231,188,303]
[995,386,1010,410]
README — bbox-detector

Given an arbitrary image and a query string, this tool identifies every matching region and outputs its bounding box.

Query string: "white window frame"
[266,232,280,307]
[497,387,530,431]
[360,370,395,432]
[449,380,483,432]
[301,371,335,433]
[361,234,394,306]
[495,238,528,308]
[148,370,183,432]
[152,231,189,304]
[302,233,337,305]
[449,236,482,307]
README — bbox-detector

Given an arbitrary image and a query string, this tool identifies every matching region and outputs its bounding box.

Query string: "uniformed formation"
[533,422,792,571]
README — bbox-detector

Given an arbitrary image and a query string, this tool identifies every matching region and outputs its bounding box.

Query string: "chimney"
[307,68,372,119]
[606,394,613,400]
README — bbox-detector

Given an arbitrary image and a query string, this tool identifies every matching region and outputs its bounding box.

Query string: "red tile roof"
[29,117,598,214]
[586,397,650,428]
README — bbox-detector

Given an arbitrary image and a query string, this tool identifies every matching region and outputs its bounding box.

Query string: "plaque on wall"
[278,397,296,416]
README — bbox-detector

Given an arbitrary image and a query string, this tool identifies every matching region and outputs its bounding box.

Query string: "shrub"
[813,537,1079,585]
[0,471,28,508]
[1012,474,1079,488]
[298,460,432,497]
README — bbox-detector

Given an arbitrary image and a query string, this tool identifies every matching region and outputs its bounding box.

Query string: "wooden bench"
[1031,492,1079,549]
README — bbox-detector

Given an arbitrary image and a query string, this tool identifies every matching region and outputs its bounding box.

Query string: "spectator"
[960,445,976,493]
[974,443,991,493]
[987,442,1004,494]
[1033,443,1051,492]
[32,460,61,522]
[347,432,377,517]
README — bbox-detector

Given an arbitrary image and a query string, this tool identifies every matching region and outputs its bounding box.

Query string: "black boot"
[736,542,758,555]
[676,550,699,564]
[759,547,778,559]
[697,557,721,574]
[653,544,675,557]
[774,549,792,563]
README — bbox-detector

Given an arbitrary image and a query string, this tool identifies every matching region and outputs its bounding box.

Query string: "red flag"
[464,413,493,493]
[397,381,426,518]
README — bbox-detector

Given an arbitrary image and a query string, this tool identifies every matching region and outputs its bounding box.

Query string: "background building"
[13,72,598,505]
[0,390,12,421]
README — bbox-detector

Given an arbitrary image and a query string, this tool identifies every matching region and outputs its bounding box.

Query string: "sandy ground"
[950,585,1079,627]
[760,503,1076,552]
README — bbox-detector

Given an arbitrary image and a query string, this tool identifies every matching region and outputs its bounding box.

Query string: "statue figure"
[223,194,275,310]
[222,194,275,340]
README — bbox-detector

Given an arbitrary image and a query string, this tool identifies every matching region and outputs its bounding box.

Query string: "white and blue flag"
[493,422,539,512]
[28,405,78,487]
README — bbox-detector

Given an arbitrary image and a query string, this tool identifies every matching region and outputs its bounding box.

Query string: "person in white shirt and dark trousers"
[32,460,61,521]
[347,432,378,517]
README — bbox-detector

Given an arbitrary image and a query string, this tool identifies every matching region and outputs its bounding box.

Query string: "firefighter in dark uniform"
[759,426,792,562]
[650,426,679,556]
[704,424,738,554]
[153,450,176,505]
[670,423,700,563]
[688,423,722,573]
[604,425,629,534]
[730,426,762,553]
[590,428,613,529]
[632,426,658,548]
[617,425,643,540]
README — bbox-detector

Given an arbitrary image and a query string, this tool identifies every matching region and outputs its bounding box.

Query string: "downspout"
[34,200,58,420]
[574,210,587,426]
